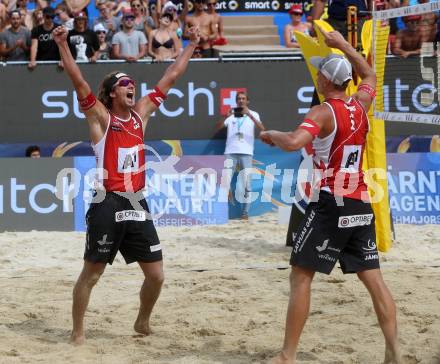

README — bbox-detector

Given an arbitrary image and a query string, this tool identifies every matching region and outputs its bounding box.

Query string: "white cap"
[310,54,352,86]
[163,1,178,12]
[93,23,108,33]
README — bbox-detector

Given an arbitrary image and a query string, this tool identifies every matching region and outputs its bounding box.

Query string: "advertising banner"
[170,0,311,13]
[72,155,229,231]
[1,58,438,145]
[0,158,75,231]
[0,61,310,143]
[1,152,439,231]
[387,153,440,225]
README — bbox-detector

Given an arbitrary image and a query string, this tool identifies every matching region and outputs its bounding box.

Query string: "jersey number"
[118,146,140,173]
[340,145,362,173]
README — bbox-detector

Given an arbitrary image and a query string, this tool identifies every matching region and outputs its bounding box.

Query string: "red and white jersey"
[310,97,369,201]
[93,109,145,192]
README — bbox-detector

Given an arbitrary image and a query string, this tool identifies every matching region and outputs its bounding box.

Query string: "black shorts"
[290,191,380,274]
[85,192,162,265]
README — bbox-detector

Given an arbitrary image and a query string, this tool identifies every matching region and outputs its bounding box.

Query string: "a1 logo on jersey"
[340,145,361,173]
[220,88,247,116]
[118,146,139,173]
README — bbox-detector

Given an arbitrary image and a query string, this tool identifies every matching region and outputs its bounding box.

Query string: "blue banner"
[73,155,229,231]
[387,153,440,224]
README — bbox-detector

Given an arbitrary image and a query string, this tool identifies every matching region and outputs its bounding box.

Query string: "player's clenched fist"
[52,26,68,44]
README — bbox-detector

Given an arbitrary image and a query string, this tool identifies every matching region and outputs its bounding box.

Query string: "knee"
[290,267,314,288]
[80,271,103,288]
[148,270,165,286]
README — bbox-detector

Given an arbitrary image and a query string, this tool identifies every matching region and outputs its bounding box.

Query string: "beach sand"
[1,214,439,364]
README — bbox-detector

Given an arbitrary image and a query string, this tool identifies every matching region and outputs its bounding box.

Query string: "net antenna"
[372,1,440,125]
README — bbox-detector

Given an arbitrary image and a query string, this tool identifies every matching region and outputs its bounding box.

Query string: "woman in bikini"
[284,4,311,49]
[148,12,181,61]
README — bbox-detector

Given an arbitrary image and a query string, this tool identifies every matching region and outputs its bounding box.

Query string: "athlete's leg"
[134,260,164,335]
[357,269,402,364]
[270,266,315,364]
[71,260,106,345]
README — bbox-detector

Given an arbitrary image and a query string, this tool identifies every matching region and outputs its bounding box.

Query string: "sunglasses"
[114,78,136,88]
[124,15,135,20]
[207,2,216,6]
[44,14,55,19]
[132,4,142,7]
[96,30,106,34]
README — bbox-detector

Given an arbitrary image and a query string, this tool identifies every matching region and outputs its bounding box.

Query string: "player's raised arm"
[52,26,108,144]
[318,26,377,111]
[134,26,200,130]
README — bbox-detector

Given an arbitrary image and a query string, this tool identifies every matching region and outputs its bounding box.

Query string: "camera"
[233,107,244,117]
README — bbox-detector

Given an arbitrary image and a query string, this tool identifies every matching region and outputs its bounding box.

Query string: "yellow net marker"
[364,20,392,252]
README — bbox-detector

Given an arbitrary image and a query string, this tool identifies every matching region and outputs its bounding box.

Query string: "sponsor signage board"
[1,58,438,144]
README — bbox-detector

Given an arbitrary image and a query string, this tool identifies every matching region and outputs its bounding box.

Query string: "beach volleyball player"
[260,28,401,363]
[51,25,200,345]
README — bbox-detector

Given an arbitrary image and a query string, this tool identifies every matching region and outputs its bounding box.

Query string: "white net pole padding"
[373,1,440,21]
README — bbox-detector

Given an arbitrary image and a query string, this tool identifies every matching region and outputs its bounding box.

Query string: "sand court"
[1,214,440,364]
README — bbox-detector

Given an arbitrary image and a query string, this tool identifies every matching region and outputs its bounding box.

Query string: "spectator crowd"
[0,0,438,63]
[284,0,439,57]
[0,0,226,62]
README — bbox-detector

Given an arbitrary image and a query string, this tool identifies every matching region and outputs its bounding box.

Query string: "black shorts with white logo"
[290,191,380,274]
[85,191,162,265]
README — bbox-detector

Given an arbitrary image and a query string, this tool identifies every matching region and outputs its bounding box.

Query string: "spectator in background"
[191,45,202,58]
[94,22,111,59]
[215,92,265,220]
[112,8,146,61]
[311,0,370,48]
[14,0,33,30]
[206,0,226,46]
[68,11,99,61]
[25,145,41,158]
[185,0,216,57]
[31,8,44,28]
[284,4,311,49]
[55,3,74,30]
[28,6,59,69]
[418,0,438,43]
[0,9,31,60]
[392,15,422,58]
[148,11,180,61]
[94,0,120,43]
[130,0,155,35]
[0,2,7,32]
[159,1,186,43]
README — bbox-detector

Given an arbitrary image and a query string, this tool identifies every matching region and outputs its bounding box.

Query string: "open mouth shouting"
[127,90,135,102]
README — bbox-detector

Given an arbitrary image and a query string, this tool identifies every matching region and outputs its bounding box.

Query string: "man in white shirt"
[217,91,265,219]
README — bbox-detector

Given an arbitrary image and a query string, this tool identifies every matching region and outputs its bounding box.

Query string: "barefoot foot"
[268,352,294,364]
[383,346,402,364]
[70,331,85,346]
[134,319,151,336]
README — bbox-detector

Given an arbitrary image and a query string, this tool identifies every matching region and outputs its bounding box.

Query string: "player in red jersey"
[52,25,201,345]
[261,28,401,364]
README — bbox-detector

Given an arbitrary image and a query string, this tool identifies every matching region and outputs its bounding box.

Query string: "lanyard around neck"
[236,116,246,131]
